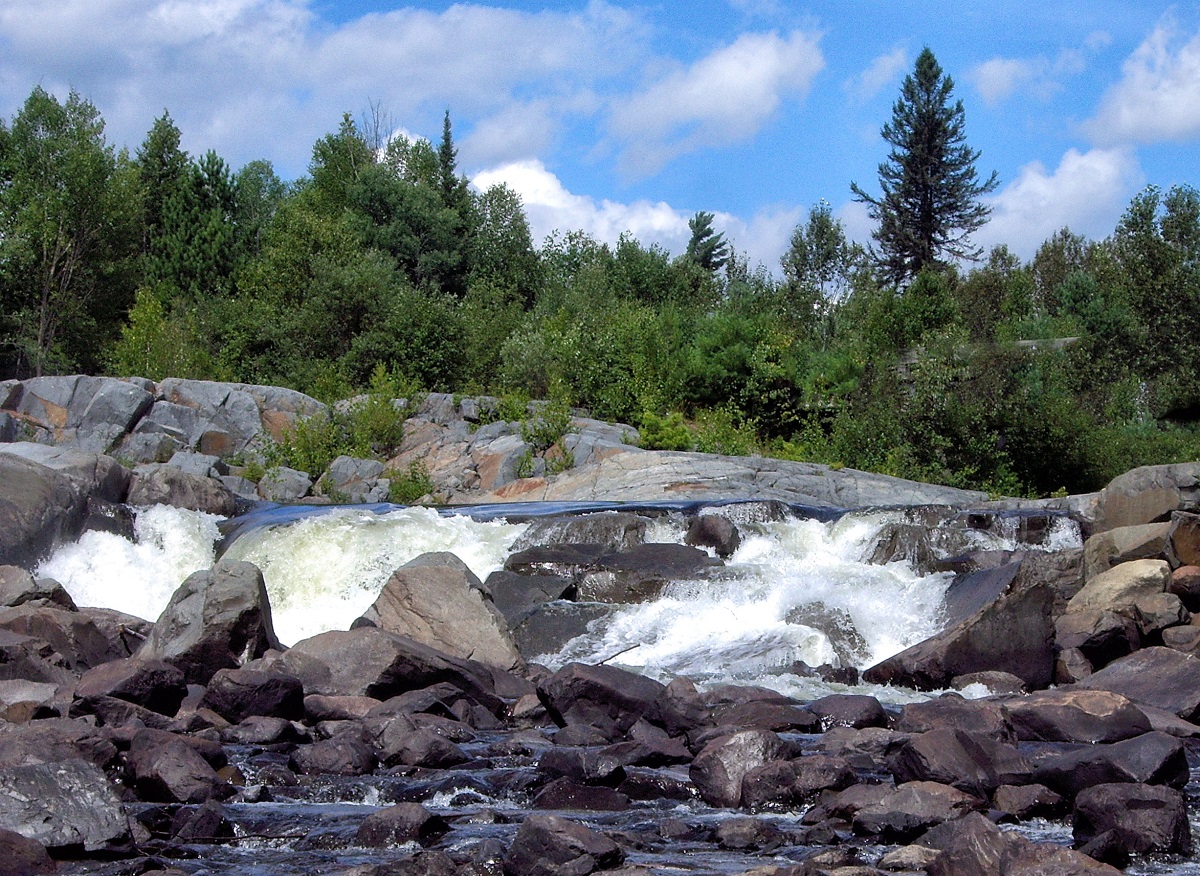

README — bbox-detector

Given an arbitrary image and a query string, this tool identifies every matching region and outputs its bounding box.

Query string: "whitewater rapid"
[37,503,1082,701]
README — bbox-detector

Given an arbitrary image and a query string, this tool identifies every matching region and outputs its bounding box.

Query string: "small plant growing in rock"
[387,461,434,504]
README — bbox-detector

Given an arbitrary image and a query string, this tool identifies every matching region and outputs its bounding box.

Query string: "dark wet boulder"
[814,725,912,771]
[510,601,613,663]
[72,657,187,717]
[808,693,887,729]
[537,662,667,737]
[379,727,468,769]
[511,512,650,553]
[709,699,821,733]
[280,626,505,715]
[1074,782,1191,859]
[684,514,741,558]
[481,571,575,625]
[199,668,305,724]
[502,813,624,876]
[289,733,378,777]
[0,565,75,610]
[863,559,1055,691]
[1076,646,1200,720]
[0,453,89,568]
[124,728,230,804]
[740,753,856,810]
[532,777,630,811]
[887,727,1031,797]
[1033,730,1188,799]
[1054,610,1140,670]
[1002,688,1152,743]
[689,729,790,808]
[356,803,449,848]
[0,603,128,673]
[577,543,720,604]
[851,780,982,841]
[0,758,130,853]
[712,815,784,850]
[991,783,1067,820]
[893,694,1017,743]
[0,829,55,875]
[0,717,118,769]
[137,559,281,685]
[924,811,1122,876]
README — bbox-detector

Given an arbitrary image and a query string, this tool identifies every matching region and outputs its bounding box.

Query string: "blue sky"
[2,1,1198,271]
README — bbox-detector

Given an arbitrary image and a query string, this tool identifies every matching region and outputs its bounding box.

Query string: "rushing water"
[38,501,1082,702]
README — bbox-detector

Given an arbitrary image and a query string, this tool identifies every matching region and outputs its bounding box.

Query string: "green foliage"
[107,285,214,380]
[268,367,412,476]
[0,86,140,377]
[692,407,761,457]
[636,411,693,451]
[387,461,434,504]
[520,398,575,453]
[851,47,998,282]
[684,210,729,273]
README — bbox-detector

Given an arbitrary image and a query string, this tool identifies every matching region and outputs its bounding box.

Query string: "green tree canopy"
[851,47,998,284]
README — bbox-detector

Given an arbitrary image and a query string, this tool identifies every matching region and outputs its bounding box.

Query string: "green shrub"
[520,399,574,452]
[387,461,434,504]
[637,411,694,451]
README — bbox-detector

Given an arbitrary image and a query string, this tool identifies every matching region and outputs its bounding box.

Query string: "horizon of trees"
[2,66,1200,500]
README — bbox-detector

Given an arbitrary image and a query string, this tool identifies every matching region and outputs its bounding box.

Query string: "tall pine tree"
[851,48,997,284]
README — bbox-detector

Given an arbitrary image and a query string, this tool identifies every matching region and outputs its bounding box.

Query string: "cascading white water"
[36,504,1081,701]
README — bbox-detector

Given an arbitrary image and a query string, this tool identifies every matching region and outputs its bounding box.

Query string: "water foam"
[37,504,222,621]
[544,512,952,691]
[221,506,527,646]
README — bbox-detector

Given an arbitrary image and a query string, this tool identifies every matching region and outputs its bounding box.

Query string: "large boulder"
[925,811,1122,876]
[155,378,325,456]
[71,657,187,717]
[10,375,152,453]
[277,626,504,714]
[689,729,790,808]
[1073,782,1192,858]
[1089,463,1200,533]
[863,560,1055,690]
[1003,688,1152,743]
[137,560,281,685]
[0,603,129,673]
[0,453,88,568]
[1076,646,1200,720]
[126,464,238,515]
[886,727,1031,797]
[1066,559,1170,613]
[358,552,524,671]
[0,758,130,852]
[537,662,667,738]
[851,780,982,841]
[0,443,130,504]
[1033,730,1188,799]
[502,813,624,876]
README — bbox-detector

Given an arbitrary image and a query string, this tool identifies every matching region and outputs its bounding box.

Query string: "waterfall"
[37,502,1082,701]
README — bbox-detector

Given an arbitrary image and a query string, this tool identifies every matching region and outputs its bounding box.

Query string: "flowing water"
[37,502,1200,875]
[39,501,1082,702]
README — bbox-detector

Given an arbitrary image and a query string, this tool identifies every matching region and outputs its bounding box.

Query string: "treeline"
[2,85,1199,497]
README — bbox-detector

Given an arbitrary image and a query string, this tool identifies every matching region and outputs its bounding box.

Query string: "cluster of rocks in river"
[3,375,1200,874]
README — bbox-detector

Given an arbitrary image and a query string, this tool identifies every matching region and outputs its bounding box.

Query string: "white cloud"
[1085,17,1200,145]
[0,0,647,176]
[845,47,907,101]
[970,44,1093,107]
[608,29,824,178]
[472,159,801,272]
[972,57,1040,106]
[976,147,1143,258]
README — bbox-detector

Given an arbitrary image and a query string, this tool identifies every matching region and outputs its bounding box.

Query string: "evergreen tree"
[851,47,998,284]
[684,210,729,273]
[135,111,189,255]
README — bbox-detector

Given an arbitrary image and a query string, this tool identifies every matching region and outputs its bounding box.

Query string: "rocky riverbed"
[2,375,1200,875]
